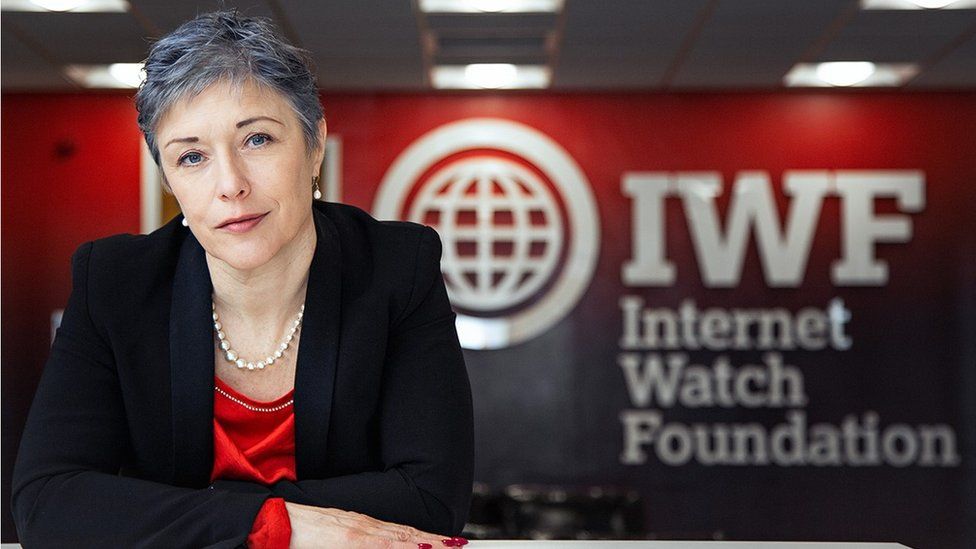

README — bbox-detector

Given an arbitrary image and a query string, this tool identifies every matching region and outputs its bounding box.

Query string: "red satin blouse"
[211,376,295,548]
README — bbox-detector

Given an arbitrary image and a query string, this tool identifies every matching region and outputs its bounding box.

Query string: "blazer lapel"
[169,232,215,487]
[167,207,342,483]
[295,206,342,479]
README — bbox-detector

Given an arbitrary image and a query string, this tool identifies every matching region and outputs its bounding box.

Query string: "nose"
[215,154,250,201]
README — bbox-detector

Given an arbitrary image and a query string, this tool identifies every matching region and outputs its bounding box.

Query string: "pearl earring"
[181,217,189,227]
[313,176,323,200]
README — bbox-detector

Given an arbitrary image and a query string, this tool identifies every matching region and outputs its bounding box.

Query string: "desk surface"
[1,542,913,548]
[465,540,910,549]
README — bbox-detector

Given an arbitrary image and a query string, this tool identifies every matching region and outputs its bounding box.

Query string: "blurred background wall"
[3,1,976,547]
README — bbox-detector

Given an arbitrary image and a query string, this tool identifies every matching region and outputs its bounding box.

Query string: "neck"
[207,213,316,322]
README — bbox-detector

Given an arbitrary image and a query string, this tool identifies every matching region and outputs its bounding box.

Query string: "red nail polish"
[441,539,460,547]
[418,544,433,549]
[452,537,469,546]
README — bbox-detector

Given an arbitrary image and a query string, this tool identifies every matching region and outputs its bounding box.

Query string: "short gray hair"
[135,10,323,167]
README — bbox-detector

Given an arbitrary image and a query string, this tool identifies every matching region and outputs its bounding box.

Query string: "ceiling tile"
[909,32,976,88]
[672,0,849,88]
[279,0,422,57]
[1,0,973,91]
[278,0,425,88]
[313,58,427,90]
[818,9,976,63]
[3,12,149,64]
[1,30,76,90]
[426,12,557,34]
[131,0,276,35]
[435,35,549,64]
[555,0,709,88]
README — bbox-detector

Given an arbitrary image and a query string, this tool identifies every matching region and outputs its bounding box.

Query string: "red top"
[211,377,295,548]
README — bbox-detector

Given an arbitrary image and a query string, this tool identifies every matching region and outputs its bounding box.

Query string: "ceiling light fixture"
[418,0,563,13]
[66,63,144,88]
[432,64,550,89]
[465,63,518,88]
[108,63,145,88]
[2,0,128,12]
[30,0,83,11]
[784,62,918,87]
[816,61,876,86]
[908,0,959,6]
[861,0,976,9]
[468,0,510,12]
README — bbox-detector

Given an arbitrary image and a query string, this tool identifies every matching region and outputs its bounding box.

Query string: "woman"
[11,10,473,548]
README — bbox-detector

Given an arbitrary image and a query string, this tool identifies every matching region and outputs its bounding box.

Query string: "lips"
[217,212,268,233]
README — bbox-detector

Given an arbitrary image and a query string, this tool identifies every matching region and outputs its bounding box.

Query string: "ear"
[313,118,328,170]
[159,170,174,195]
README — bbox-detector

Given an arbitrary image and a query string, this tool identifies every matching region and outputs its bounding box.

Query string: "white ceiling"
[2,0,975,91]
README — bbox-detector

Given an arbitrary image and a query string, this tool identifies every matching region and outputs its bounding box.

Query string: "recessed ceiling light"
[432,64,550,89]
[2,0,128,12]
[784,62,918,87]
[31,0,83,11]
[816,61,876,86]
[861,0,976,9]
[418,0,563,14]
[464,63,518,88]
[910,0,960,6]
[108,63,145,88]
[66,63,144,88]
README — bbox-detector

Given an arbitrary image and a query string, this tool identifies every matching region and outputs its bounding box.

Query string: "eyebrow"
[236,116,284,129]
[163,116,284,149]
[164,136,198,149]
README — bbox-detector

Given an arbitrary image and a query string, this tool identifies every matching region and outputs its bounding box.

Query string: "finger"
[392,541,435,549]
[356,521,443,546]
[343,511,443,543]
[342,526,440,549]
[321,508,446,547]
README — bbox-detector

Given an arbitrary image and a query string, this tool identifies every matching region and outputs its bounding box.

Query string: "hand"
[285,502,450,548]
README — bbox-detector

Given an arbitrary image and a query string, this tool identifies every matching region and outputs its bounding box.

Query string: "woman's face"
[156,78,326,271]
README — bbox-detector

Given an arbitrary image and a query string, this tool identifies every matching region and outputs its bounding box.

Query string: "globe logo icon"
[407,157,564,312]
[374,118,600,349]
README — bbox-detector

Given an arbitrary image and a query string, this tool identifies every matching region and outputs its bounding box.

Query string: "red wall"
[3,91,975,545]
[1,93,142,540]
[2,92,142,380]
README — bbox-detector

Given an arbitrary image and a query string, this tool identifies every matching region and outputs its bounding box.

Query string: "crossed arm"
[12,228,473,548]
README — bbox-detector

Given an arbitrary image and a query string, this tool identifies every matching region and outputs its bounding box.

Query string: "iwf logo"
[373,119,600,350]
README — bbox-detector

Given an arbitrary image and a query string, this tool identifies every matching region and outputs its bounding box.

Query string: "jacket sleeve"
[11,242,269,548]
[270,225,474,536]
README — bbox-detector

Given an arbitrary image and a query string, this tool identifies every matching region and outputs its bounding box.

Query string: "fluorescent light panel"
[784,62,919,87]
[66,63,144,88]
[1,0,128,12]
[432,64,550,89]
[862,0,976,9]
[419,0,563,13]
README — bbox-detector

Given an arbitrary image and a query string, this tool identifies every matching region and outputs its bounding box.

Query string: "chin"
[210,240,279,271]
[225,254,273,272]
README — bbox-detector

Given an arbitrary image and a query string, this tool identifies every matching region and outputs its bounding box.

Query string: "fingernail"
[442,538,468,547]
[418,544,433,549]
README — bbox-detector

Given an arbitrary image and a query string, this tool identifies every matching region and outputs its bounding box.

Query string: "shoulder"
[315,201,442,267]
[82,215,184,277]
[316,201,439,248]
[314,202,444,320]
[72,216,186,312]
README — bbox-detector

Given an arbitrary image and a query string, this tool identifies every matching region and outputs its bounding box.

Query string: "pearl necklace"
[212,301,305,371]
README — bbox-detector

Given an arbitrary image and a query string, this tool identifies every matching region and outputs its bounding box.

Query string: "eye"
[247,133,273,147]
[178,152,204,166]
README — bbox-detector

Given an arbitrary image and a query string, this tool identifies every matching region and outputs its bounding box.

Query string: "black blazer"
[12,201,474,548]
